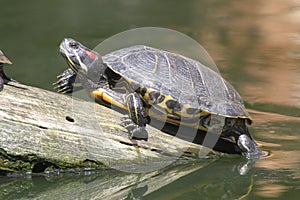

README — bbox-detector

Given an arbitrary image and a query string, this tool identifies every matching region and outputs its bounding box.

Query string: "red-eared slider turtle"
[55,38,262,158]
[0,50,12,91]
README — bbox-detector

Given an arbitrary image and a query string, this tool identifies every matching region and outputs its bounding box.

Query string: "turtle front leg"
[124,92,149,141]
[53,69,83,93]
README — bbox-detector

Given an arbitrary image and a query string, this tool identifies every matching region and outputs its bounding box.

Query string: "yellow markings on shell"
[141,88,209,119]
[140,87,214,131]
[141,88,154,104]
[165,117,209,132]
[159,95,174,114]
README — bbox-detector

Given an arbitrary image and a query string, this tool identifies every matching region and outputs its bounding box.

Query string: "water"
[1,0,300,199]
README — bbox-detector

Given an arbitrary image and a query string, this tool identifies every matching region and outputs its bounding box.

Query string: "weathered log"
[0,82,209,172]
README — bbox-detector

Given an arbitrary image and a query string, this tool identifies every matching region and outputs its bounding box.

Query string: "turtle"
[0,50,12,91]
[54,38,262,158]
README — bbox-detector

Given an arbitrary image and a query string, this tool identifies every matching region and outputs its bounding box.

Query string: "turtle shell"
[102,45,251,121]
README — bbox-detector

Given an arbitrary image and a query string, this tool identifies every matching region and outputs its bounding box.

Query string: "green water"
[1,0,300,199]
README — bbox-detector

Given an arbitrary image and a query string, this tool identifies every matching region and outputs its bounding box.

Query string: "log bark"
[0,82,208,172]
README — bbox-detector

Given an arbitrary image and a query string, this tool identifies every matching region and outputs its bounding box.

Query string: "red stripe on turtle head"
[80,47,98,60]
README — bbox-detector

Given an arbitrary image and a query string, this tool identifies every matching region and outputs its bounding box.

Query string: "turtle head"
[59,38,105,82]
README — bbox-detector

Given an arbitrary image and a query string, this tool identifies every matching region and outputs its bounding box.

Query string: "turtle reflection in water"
[0,50,12,91]
[54,38,263,159]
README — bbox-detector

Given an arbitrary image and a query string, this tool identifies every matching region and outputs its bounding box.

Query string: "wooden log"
[0,82,209,172]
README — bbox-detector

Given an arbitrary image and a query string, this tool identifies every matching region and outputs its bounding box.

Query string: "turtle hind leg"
[124,92,149,141]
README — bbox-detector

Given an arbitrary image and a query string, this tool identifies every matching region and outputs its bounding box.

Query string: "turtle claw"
[57,86,73,94]
[237,134,263,159]
[53,76,71,93]
[53,80,72,93]
[121,115,148,141]
[53,69,83,93]
[130,127,148,141]
[121,115,133,126]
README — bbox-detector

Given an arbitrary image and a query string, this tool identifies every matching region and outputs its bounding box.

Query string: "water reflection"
[249,110,300,199]
[0,158,257,200]
[255,180,289,199]
[191,0,300,112]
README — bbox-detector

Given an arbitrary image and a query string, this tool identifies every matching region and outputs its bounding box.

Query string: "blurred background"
[0,0,299,199]
[1,0,300,114]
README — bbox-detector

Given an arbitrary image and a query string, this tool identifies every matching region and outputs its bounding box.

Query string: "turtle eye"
[69,42,79,49]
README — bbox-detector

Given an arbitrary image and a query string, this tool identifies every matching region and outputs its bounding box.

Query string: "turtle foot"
[53,69,82,93]
[130,127,148,141]
[121,115,148,141]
